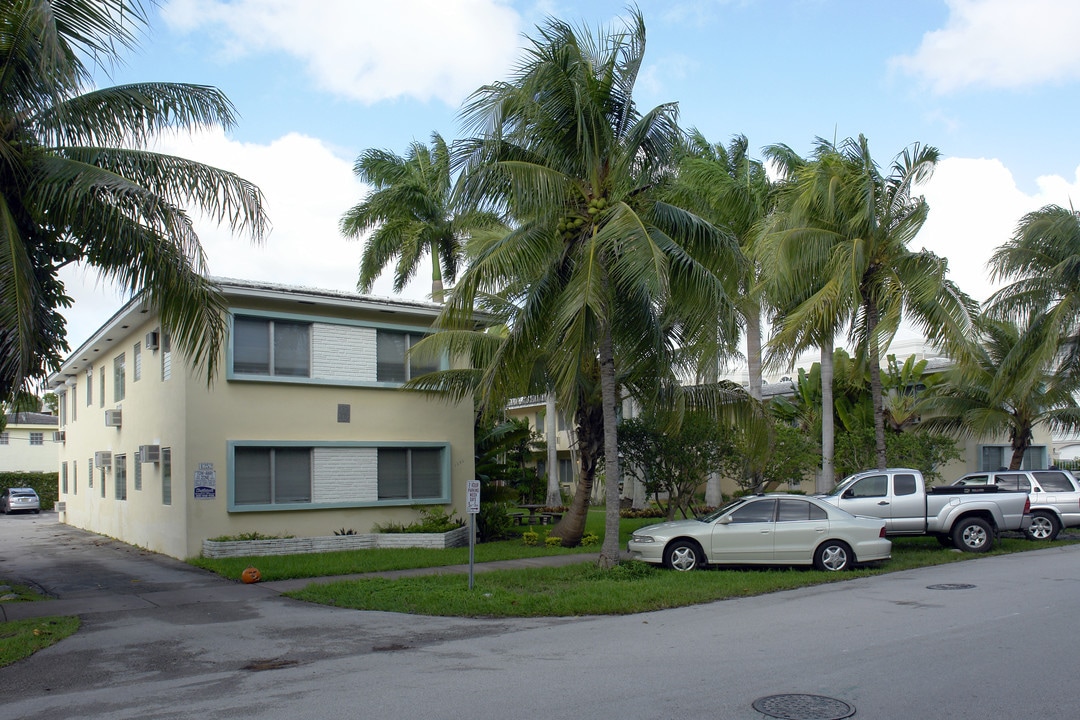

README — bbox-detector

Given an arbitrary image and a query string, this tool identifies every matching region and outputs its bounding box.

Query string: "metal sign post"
[466,480,481,590]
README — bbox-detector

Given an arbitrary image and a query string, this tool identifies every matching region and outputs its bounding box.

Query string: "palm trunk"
[431,258,444,304]
[818,339,835,492]
[549,400,602,546]
[1009,431,1031,471]
[746,306,763,401]
[866,301,887,469]
[544,393,561,506]
[597,324,622,569]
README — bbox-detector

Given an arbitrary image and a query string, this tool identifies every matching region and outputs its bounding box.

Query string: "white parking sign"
[466,480,481,514]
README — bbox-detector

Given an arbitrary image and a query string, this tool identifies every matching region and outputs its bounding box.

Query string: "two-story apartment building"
[46,278,475,560]
[0,412,59,473]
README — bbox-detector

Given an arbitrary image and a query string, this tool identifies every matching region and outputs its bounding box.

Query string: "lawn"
[284,535,1056,617]
[0,616,80,667]
[189,511,1072,618]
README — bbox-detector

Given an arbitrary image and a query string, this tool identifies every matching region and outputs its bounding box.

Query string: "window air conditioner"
[94,451,112,469]
[145,331,160,350]
[104,409,122,427]
[139,445,161,464]
[52,431,65,442]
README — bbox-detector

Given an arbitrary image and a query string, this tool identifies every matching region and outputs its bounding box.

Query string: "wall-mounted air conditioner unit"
[94,451,112,469]
[145,331,160,350]
[104,409,122,427]
[52,431,65,443]
[138,445,161,464]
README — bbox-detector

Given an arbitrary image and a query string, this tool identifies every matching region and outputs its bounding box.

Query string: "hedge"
[0,472,58,510]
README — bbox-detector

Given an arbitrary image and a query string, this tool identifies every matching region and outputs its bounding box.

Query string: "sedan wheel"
[663,540,702,571]
[814,540,852,571]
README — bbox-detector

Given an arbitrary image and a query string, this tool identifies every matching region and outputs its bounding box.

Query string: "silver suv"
[952,470,1080,541]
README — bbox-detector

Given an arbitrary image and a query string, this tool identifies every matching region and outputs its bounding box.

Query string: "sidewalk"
[0,552,603,622]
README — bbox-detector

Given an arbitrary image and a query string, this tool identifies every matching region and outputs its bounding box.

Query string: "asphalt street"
[0,513,1077,720]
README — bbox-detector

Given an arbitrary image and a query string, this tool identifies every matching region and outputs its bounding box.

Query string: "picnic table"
[512,504,562,525]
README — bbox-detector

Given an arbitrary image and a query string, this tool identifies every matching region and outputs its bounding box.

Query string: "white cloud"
[892,0,1080,93]
[161,0,522,106]
[60,130,432,349]
[917,157,1080,304]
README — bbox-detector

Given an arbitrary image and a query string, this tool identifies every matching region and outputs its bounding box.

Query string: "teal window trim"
[225,309,444,386]
[226,440,451,513]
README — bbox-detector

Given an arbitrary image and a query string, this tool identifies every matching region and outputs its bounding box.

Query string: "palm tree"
[340,132,502,303]
[443,11,740,567]
[986,204,1080,375]
[671,132,773,398]
[0,0,268,399]
[760,135,976,470]
[922,315,1080,470]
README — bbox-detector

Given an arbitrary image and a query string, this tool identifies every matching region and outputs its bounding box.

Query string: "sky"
[62,0,1080,357]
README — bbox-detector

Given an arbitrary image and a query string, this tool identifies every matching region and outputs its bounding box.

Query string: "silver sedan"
[627,494,890,572]
[1,487,41,514]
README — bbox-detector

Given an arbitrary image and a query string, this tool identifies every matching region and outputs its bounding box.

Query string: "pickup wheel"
[952,517,993,553]
[814,540,853,571]
[663,540,703,571]
[1025,511,1061,541]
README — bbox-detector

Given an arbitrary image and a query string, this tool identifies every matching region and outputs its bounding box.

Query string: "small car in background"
[626,494,890,572]
[951,469,1080,541]
[0,487,40,514]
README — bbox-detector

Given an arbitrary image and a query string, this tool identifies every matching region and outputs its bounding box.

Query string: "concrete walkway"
[0,514,602,621]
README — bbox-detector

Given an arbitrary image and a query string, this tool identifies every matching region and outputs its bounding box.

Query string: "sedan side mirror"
[717,515,733,525]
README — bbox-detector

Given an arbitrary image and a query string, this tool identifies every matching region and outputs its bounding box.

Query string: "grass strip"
[0,616,80,666]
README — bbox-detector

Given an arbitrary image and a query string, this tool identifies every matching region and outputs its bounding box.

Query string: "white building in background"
[0,412,59,473]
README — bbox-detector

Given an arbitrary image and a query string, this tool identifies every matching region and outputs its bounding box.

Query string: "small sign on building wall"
[194,462,216,500]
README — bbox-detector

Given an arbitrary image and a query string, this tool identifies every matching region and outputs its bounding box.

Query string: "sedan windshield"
[699,498,749,522]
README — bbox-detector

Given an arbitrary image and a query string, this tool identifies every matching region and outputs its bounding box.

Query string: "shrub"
[375,507,465,534]
[580,532,600,546]
[207,531,293,542]
[0,471,58,509]
[477,502,515,542]
[620,505,664,519]
[522,530,539,546]
[544,535,561,547]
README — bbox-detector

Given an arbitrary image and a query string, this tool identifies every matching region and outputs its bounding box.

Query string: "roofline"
[48,277,475,389]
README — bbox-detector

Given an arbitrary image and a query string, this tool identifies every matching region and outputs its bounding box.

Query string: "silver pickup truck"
[818,468,1031,552]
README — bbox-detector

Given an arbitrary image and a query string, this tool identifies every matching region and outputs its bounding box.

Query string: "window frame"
[29,432,43,446]
[227,441,450,512]
[113,352,126,402]
[231,315,312,378]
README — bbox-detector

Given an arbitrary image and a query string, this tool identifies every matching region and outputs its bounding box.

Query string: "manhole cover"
[751,694,855,719]
[926,583,976,590]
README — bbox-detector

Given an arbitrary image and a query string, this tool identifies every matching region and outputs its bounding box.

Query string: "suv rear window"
[1032,471,1076,492]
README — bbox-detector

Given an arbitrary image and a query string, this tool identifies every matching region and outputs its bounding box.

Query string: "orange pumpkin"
[241,566,261,584]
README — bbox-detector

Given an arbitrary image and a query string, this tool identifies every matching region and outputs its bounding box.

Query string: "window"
[234,447,312,505]
[115,455,127,500]
[894,474,917,496]
[729,499,777,523]
[59,394,67,426]
[72,461,77,495]
[377,448,442,500]
[134,450,142,491]
[233,317,310,377]
[1032,471,1074,492]
[558,458,573,485]
[847,475,887,498]
[994,473,1031,492]
[980,445,1046,471]
[30,432,43,446]
[61,462,68,494]
[113,353,126,402]
[162,334,172,381]
[88,458,93,488]
[86,369,92,406]
[162,447,172,505]
[0,433,8,445]
[133,342,142,382]
[99,468,106,497]
[376,330,437,382]
[71,383,76,421]
[99,369,105,408]
[777,498,827,521]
